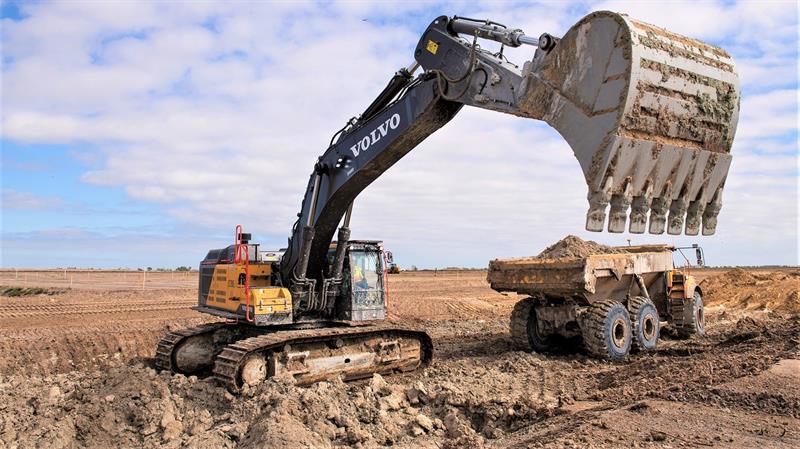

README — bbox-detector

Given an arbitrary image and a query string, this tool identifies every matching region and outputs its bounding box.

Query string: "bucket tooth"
[685,200,704,236]
[649,197,668,234]
[516,11,738,236]
[702,188,724,235]
[607,184,632,233]
[586,178,613,232]
[607,198,627,233]
[628,195,650,234]
[586,204,607,232]
[667,197,689,235]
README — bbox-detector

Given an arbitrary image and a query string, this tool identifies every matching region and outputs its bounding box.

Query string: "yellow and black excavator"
[156,11,739,390]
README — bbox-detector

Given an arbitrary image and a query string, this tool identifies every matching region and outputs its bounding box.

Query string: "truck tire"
[582,300,632,361]
[628,296,660,352]
[675,291,705,338]
[510,298,554,353]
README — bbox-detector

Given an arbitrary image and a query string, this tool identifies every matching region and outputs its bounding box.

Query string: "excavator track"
[212,325,433,391]
[155,322,241,374]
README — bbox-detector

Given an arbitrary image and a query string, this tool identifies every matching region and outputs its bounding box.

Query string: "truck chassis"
[489,246,705,360]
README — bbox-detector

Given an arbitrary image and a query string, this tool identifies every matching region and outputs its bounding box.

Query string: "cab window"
[350,251,381,292]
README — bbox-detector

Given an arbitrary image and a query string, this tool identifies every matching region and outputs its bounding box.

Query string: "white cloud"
[1,226,221,268]
[1,189,63,210]
[735,89,798,141]
[1,0,798,267]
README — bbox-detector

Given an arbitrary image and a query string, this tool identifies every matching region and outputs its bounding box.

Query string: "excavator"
[156,11,739,390]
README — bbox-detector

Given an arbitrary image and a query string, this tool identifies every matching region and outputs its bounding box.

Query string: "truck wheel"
[676,291,705,338]
[629,296,660,352]
[510,298,554,353]
[583,300,632,361]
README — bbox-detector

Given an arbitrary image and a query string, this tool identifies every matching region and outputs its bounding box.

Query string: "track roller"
[212,326,432,391]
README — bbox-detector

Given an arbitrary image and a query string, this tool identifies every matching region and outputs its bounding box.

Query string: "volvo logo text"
[349,113,401,158]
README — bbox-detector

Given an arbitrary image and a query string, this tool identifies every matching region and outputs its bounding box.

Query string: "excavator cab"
[329,240,387,322]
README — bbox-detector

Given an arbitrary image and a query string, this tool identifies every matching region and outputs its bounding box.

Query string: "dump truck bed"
[488,249,674,304]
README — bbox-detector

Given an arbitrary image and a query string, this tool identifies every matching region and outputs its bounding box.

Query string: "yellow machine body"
[666,268,698,300]
[202,261,293,325]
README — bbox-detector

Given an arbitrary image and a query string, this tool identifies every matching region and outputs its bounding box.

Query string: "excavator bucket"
[519,11,739,235]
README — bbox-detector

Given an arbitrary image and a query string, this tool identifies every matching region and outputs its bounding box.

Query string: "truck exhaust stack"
[518,11,739,235]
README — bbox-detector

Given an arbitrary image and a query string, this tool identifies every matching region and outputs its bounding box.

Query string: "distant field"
[1,267,794,291]
[0,268,488,291]
[0,269,197,290]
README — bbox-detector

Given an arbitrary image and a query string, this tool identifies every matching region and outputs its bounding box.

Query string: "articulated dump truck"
[488,246,705,360]
[157,10,738,389]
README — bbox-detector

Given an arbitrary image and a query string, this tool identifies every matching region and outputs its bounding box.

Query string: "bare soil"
[702,268,800,314]
[1,268,798,449]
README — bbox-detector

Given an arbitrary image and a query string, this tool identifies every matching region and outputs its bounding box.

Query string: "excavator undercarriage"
[156,323,431,390]
[156,11,739,390]
[155,236,434,391]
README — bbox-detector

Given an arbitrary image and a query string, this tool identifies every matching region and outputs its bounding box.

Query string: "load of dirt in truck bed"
[701,268,800,314]
[535,235,628,259]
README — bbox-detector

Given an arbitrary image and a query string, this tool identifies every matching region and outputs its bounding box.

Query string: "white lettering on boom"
[349,113,401,158]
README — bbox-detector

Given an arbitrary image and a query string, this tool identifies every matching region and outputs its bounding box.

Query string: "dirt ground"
[0,266,798,449]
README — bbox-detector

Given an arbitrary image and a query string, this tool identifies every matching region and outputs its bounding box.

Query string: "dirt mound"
[0,360,559,449]
[536,235,627,259]
[701,268,800,313]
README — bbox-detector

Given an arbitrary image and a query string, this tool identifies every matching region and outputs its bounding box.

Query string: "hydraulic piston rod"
[448,17,554,50]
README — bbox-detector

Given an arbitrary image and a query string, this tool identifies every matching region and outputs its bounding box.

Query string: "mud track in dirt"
[1,269,799,448]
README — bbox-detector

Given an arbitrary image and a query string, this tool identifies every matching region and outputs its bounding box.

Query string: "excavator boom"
[282,11,740,310]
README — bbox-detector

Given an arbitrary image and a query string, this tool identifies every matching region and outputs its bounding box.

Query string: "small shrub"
[0,286,66,297]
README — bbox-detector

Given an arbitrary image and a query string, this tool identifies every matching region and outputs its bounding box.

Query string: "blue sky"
[1,0,798,268]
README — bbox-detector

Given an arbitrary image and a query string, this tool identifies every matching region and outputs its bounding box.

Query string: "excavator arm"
[279,12,740,316]
[280,74,462,311]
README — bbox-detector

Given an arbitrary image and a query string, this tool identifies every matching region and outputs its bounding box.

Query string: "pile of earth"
[701,268,800,314]
[535,235,628,259]
[0,358,561,449]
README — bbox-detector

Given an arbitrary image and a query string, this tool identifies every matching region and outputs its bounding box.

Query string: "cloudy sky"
[1,0,797,269]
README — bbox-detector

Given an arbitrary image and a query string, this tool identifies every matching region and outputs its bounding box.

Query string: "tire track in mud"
[583,316,800,417]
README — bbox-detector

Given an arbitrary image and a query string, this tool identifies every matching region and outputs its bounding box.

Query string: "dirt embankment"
[702,268,800,314]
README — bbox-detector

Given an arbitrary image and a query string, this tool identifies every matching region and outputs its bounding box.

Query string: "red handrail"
[234,225,253,323]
